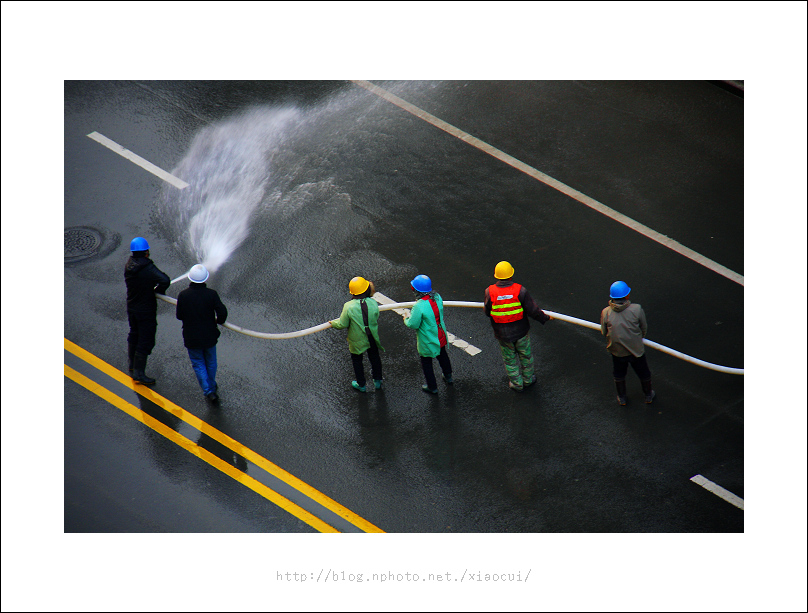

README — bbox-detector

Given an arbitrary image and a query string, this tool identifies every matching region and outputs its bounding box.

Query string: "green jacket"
[330,297,384,355]
[404,292,447,358]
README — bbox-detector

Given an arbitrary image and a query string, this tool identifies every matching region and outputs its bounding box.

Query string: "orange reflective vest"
[489,283,524,323]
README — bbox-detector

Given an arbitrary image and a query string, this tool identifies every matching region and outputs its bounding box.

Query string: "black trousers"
[351,336,382,387]
[420,346,452,390]
[127,310,158,356]
[611,353,651,382]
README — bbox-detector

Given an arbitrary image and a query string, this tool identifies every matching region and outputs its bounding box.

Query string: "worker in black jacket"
[125,237,170,385]
[176,264,228,402]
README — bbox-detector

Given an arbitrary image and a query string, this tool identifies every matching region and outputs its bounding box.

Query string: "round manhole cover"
[64,225,121,265]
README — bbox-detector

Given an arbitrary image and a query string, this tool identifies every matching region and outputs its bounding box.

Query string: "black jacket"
[125,257,170,313]
[176,283,228,349]
[484,280,550,343]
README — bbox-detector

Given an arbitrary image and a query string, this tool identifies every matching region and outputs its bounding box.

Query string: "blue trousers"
[187,346,218,395]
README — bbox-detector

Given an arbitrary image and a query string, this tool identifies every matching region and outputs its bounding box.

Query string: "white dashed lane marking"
[374,292,482,356]
[352,80,743,287]
[690,474,744,510]
[87,131,189,189]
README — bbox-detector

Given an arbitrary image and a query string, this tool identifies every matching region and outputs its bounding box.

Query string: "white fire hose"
[157,294,744,375]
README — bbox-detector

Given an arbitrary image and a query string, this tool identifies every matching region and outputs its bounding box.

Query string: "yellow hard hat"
[348,276,370,295]
[494,261,515,279]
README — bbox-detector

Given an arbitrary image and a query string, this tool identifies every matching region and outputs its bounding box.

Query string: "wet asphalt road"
[61,80,747,536]
[62,80,746,538]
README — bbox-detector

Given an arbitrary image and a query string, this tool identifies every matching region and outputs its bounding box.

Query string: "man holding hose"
[484,261,552,392]
[124,237,170,386]
[600,280,655,405]
[329,276,384,393]
[404,274,453,394]
[176,264,228,403]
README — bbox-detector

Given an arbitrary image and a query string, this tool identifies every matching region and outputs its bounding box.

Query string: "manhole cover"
[64,225,120,265]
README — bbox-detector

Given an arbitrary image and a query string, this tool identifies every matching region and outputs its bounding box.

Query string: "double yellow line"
[64,338,384,533]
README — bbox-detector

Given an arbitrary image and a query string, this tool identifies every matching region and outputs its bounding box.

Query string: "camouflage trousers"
[497,334,534,389]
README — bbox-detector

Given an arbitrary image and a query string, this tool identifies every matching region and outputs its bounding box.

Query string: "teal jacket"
[330,297,384,355]
[404,292,447,358]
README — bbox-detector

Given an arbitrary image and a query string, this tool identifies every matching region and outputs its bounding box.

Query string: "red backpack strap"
[423,296,447,347]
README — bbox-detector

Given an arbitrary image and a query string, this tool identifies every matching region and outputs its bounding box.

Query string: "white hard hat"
[188,264,209,284]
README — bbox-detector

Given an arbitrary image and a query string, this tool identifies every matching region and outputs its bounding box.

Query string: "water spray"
[159,106,304,275]
[171,270,191,285]
[156,102,742,375]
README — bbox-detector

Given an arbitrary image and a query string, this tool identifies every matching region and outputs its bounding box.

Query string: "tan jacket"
[600,299,647,357]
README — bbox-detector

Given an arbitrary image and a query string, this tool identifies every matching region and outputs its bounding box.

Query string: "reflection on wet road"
[64,80,745,538]
[65,338,383,533]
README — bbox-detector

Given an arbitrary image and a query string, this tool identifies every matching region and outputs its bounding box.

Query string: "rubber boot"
[615,379,627,405]
[128,343,136,373]
[642,379,656,404]
[132,353,156,386]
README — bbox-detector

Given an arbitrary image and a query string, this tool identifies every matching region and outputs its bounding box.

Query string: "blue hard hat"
[610,281,631,299]
[411,274,432,293]
[130,237,149,251]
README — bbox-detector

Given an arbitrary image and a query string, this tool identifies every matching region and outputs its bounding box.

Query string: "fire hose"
[157,294,743,375]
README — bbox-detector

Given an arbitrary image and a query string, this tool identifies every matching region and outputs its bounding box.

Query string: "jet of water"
[160,106,303,275]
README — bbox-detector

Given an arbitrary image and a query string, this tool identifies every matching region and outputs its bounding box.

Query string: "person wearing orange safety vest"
[484,261,552,392]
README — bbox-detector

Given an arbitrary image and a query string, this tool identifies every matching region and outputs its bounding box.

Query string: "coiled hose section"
[157,294,743,375]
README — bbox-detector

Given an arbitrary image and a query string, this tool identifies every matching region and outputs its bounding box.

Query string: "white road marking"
[87,131,189,189]
[690,474,744,510]
[373,292,482,356]
[352,81,744,287]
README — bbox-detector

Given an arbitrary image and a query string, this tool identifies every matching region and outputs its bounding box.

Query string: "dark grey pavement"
[62,80,745,536]
[4,71,806,612]
[0,0,805,609]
